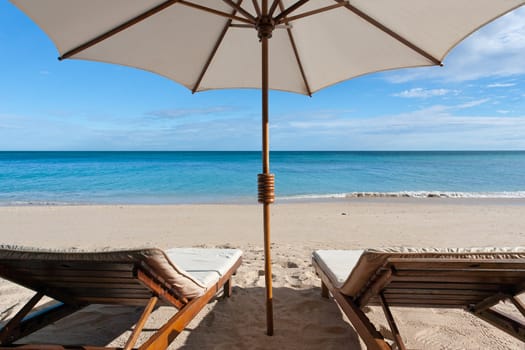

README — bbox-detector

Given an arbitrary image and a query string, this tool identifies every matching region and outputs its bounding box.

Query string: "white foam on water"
[279,191,525,200]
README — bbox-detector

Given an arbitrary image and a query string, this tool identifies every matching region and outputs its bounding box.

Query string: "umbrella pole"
[260,33,274,336]
[257,1,274,335]
[255,0,276,336]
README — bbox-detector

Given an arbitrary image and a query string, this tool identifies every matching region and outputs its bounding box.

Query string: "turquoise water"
[1,151,524,204]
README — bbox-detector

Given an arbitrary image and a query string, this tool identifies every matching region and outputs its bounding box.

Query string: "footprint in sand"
[286,261,299,268]
[414,327,457,350]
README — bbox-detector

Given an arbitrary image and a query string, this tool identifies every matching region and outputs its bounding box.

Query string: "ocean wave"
[0,200,83,206]
[280,191,525,200]
[279,193,348,200]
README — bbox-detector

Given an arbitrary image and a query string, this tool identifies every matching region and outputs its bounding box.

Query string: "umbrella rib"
[280,3,347,23]
[335,0,442,66]
[230,23,256,28]
[279,1,312,96]
[268,0,281,17]
[274,0,310,23]
[192,1,244,93]
[178,1,255,25]
[222,0,256,22]
[252,0,262,17]
[59,0,182,60]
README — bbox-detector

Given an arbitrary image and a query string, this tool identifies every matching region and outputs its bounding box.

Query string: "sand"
[1,199,524,349]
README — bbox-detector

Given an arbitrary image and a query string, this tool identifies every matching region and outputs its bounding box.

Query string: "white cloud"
[3,106,525,150]
[283,105,520,131]
[456,99,490,109]
[487,83,516,88]
[384,7,525,83]
[147,106,235,118]
[0,114,26,130]
[393,88,454,98]
[272,106,525,150]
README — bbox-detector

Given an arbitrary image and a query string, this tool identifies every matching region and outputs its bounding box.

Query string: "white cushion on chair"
[165,248,242,288]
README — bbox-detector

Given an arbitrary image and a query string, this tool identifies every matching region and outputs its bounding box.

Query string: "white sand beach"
[1,199,524,349]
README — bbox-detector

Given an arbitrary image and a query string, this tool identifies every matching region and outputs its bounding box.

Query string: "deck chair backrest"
[340,247,525,309]
[0,246,206,307]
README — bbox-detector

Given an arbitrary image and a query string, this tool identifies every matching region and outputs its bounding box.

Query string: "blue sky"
[1,2,524,151]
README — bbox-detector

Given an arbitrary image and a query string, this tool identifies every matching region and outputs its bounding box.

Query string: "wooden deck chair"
[0,246,242,349]
[312,247,525,350]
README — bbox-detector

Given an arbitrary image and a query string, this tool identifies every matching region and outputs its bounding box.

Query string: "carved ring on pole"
[257,173,275,204]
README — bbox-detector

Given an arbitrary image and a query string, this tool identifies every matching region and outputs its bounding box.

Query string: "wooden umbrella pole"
[258,0,274,336]
[261,32,274,338]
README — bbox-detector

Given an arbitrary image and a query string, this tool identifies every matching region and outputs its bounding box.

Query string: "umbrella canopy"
[11,0,525,338]
[11,1,524,95]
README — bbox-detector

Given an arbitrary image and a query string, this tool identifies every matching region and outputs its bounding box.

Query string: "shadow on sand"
[12,286,362,349]
[16,304,144,346]
[179,286,362,350]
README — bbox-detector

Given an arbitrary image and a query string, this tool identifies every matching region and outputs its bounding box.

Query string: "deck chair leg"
[138,282,220,350]
[313,259,391,350]
[321,281,329,298]
[379,293,407,350]
[0,294,81,345]
[510,296,525,318]
[224,278,232,298]
[471,308,525,342]
[333,291,392,350]
[124,296,158,350]
[0,292,43,344]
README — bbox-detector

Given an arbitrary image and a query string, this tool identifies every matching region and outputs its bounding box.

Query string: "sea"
[1,151,524,205]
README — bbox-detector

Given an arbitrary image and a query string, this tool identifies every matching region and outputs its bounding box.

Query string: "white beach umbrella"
[10,0,525,337]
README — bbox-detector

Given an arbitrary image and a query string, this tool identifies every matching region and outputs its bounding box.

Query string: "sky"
[0,2,524,151]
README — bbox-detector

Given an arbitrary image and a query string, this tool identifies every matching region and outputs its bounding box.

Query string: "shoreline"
[2,194,525,207]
